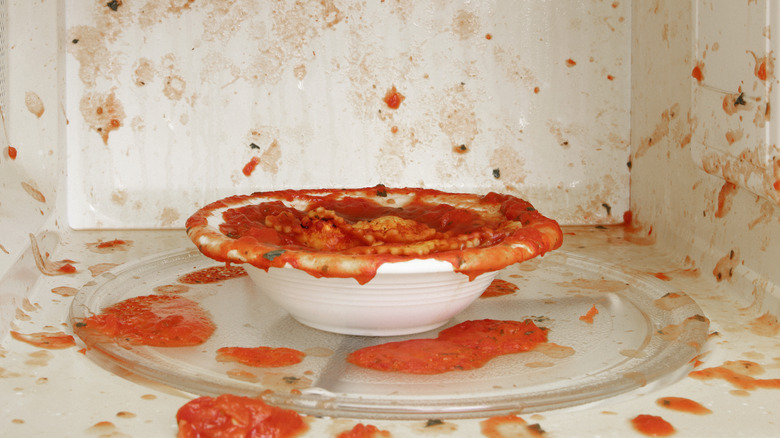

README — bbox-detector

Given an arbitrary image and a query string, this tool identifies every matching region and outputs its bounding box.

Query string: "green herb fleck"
[263,249,286,261]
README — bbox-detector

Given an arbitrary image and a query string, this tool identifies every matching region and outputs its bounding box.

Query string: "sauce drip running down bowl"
[186,186,563,336]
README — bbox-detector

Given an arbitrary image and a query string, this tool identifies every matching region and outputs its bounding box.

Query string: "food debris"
[29,234,78,276]
[177,265,247,284]
[10,331,76,349]
[630,414,675,437]
[337,423,391,438]
[480,278,518,298]
[176,394,308,438]
[216,346,305,368]
[75,295,215,347]
[383,85,405,109]
[579,305,599,324]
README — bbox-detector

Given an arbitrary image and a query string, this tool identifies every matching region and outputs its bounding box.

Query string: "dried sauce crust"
[186,186,563,285]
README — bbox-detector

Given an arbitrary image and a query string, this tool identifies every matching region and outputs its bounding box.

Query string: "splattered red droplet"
[630,414,675,437]
[383,85,405,109]
[691,65,703,82]
[579,305,599,324]
[178,265,247,284]
[10,331,76,349]
[565,58,577,67]
[242,156,260,176]
[480,278,519,298]
[337,423,391,438]
[176,394,308,438]
[216,346,305,368]
[7,146,17,160]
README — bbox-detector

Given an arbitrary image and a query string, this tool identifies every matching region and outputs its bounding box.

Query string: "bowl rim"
[186,186,563,284]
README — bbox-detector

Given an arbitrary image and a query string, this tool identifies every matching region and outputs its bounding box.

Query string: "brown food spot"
[748,312,780,337]
[21,182,46,203]
[51,286,79,297]
[79,90,125,144]
[715,182,738,218]
[24,92,45,118]
[712,248,739,282]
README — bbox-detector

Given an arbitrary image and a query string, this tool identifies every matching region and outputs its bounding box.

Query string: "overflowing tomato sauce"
[480,278,519,298]
[176,394,308,438]
[630,414,675,437]
[216,346,305,368]
[76,295,215,347]
[177,265,247,284]
[347,319,547,374]
[337,423,391,438]
[187,187,563,284]
[10,331,76,349]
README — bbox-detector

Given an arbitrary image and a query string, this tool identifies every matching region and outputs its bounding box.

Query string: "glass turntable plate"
[69,248,708,419]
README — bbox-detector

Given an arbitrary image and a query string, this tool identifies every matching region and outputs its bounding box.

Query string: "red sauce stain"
[347,319,547,374]
[691,64,704,82]
[565,58,577,67]
[712,249,738,282]
[607,74,615,80]
[748,312,780,337]
[51,286,79,297]
[747,50,774,82]
[480,414,544,437]
[216,346,305,368]
[612,1,619,7]
[76,295,215,347]
[176,394,308,438]
[153,284,190,294]
[715,182,737,218]
[622,210,633,225]
[656,397,712,415]
[630,414,675,437]
[226,368,259,382]
[96,239,128,249]
[10,331,76,349]
[722,89,751,116]
[390,125,398,134]
[485,33,493,40]
[6,146,17,160]
[689,361,780,390]
[533,86,540,94]
[57,264,77,274]
[242,156,260,176]
[653,272,672,281]
[177,265,247,284]
[578,305,599,324]
[89,262,120,277]
[21,182,46,203]
[774,180,780,191]
[337,423,391,438]
[480,278,519,298]
[383,85,405,109]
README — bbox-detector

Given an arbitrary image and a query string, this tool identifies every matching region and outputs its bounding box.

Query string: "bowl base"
[291,316,451,337]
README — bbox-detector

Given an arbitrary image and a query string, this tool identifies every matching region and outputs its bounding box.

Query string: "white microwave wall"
[0,1,778,316]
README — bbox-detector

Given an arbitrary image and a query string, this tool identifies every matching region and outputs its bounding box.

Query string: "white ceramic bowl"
[244,259,500,336]
[186,186,562,336]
